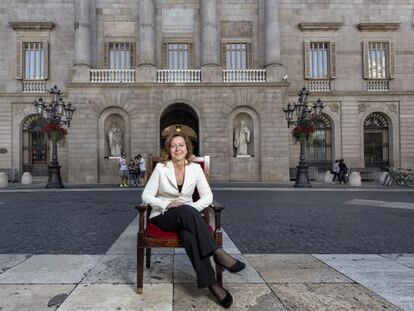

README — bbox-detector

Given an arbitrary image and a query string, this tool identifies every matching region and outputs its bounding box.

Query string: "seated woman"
[142,133,245,308]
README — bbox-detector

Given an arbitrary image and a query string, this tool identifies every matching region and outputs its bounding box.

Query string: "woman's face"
[169,136,188,162]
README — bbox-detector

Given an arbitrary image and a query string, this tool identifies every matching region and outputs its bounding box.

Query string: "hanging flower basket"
[41,123,67,145]
[292,124,315,144]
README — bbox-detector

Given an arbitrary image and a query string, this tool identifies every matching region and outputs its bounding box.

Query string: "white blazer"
[142,160,213,219]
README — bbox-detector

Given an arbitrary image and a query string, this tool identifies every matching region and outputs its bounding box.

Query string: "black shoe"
[214,258,246,273]
[209,287,233,308]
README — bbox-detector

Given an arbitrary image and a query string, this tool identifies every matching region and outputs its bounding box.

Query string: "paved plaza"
[0,184,413,310]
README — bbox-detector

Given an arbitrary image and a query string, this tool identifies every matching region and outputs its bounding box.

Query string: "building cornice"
[298,22,343,31]
[356,23,400,31]
[9,21,55,31]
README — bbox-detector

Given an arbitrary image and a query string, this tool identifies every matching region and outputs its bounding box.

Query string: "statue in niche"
[234,120,251,157]
[108,120,123,157]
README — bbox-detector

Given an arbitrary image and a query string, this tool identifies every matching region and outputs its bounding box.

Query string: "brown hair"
[161,132,194,164]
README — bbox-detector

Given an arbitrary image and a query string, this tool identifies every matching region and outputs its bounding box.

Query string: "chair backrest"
[146,154,211,223]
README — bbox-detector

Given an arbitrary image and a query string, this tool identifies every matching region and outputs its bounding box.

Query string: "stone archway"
[160,103,199,155]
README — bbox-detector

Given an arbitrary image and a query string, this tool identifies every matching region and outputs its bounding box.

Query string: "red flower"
[41,123,67,135]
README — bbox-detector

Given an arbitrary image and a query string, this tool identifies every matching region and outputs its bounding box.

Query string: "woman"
[142,133,245,308]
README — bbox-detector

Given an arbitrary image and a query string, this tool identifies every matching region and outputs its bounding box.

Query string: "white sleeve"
[141,165,169,214]
[189,164,213,212]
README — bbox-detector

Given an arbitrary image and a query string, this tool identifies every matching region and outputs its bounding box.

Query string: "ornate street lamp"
[34,85,76,188]
[283,87,324,187]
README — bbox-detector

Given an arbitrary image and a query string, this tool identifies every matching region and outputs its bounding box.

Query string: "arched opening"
[22,115,48,176]
[306,113,332,169]
[160,103,199,155]
[363,112,389,168]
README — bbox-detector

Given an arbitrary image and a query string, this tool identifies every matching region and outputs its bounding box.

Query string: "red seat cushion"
[146,222,214,239]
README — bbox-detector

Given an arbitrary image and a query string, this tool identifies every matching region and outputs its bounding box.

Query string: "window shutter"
[220,42,227,69]
[304,40,311,79]
[16,40,23,80]
[129,42,136,68]
[388,41,396,79]
[43,40,49,80]
[363,41,369,79]
[188,42,194,69]
[162,42,168,69]
[103,42,109,69]
[247,42,253,69]
[329,41,336,79]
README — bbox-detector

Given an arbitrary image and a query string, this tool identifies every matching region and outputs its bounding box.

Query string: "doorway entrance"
[160,104,199,155]
[22,115,48,176]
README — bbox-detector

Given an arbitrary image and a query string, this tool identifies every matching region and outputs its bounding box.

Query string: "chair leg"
[146,248,152,268]
[137,246,144,294]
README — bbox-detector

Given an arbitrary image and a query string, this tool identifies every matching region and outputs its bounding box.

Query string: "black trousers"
[150,205,218,288]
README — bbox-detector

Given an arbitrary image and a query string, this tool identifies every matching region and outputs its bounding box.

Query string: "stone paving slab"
[0,284,75,311]
[57,283,172,311]
[245,254,352,283]
[381,254,414,269]
[82,254,173,284]
[315,254,414,310]
[173,254,264,284]
[269,283,401,311]
[0,255,97,284]
[173,283,287,311]
[0,254,31,275]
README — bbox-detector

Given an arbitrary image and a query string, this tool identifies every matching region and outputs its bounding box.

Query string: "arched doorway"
[306,113,332,170]
[160,104,199,155]
[22,115,48,176]
[363,112,389,168]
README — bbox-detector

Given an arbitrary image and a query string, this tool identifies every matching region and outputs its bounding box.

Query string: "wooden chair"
[135,155,225,294]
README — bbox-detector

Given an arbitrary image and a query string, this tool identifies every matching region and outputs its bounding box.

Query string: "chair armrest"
[135,202,148,233]
[210,201,225,212]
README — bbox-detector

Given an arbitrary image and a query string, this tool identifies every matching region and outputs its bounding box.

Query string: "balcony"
[157,69,201,83]
[223,69,266,83]
[366,79,389,91]
[22,80,47,93]
[308,80,331,92]
[90,69,135,83]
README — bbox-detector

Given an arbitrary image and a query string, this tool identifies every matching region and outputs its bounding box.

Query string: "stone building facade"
[0,0,413,183]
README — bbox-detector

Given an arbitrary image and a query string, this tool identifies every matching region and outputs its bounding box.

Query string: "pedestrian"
[128,159,137,186]
[137,154,146,186]
[133,156,140,186]
[332,160,340,183]
[338,158,348,184]
[142,133,245,308]
[118,152,128,187]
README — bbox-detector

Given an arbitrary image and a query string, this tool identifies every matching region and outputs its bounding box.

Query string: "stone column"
[264,0,284,82]
[136,0,156,82]
[200,0,221,82]
[72,0,91,82]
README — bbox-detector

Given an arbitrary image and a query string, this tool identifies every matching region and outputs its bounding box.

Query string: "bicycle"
[383,167,414,187]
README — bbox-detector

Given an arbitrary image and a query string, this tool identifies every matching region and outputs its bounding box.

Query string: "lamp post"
[34,85,76,188]
[283,87,324,187]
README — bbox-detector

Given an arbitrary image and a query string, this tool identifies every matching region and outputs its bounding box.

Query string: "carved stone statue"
[234,120,251,156]
[108,120,123,157]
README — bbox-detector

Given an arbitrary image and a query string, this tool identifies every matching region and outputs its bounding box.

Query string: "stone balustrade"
[367,80,389,91]
[90,69,135,83]
[156,69,201,83]
[308,80,331,92]
[223,69,267,83]
[22,80,47,93]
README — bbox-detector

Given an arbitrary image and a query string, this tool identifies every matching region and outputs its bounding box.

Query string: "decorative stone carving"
[329,103,340,113]
[358,103,368,113]
[234,120,251,157]
[108,120,123,157]
[388,103,397,113]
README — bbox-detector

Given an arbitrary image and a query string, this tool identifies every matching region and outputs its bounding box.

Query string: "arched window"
[306,114,332,167]
[22,115,48,175]
[364,112,389,168]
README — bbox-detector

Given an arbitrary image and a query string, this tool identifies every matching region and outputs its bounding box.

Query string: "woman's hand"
[166,202,184,210]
